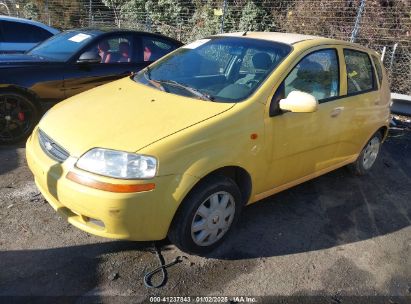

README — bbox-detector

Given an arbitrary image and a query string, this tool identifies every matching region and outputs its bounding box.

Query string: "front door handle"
[330,107,344,117]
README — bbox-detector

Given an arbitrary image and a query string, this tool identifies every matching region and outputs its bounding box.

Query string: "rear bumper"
[26,128,198,240]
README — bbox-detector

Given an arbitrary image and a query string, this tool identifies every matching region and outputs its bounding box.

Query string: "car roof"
[66,28,183,44]
[217,31,374,53]
[0,15,59,34]
[218,31,323,44]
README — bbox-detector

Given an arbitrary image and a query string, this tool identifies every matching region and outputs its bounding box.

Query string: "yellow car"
[26,32,390,254]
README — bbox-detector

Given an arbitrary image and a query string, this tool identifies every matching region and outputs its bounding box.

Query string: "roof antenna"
[242,30,248,36]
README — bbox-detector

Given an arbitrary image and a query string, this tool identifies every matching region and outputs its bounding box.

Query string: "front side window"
[284,49,339,102]
[134,37,291,102]
[344,49,375,94]
[87,35,133,63]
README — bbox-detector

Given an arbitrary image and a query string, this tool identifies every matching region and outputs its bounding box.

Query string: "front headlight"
[76,148,157,179]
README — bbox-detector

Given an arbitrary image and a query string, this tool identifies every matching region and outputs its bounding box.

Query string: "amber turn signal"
[66,172,155,193]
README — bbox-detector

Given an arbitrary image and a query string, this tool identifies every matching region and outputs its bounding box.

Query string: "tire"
[349,132,382,176]
[168,175,243,255]
[0,92,40,144]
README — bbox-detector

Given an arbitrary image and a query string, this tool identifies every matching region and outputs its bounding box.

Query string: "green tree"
[22,1,39,20]
[189,1,221,40]
[144,0,194,40]
[120,0,148,30]
[102,0,128,27]
[238,1,271,31]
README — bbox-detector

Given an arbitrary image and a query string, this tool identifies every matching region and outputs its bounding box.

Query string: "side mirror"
[279,91,318,113]
[77,51,101,64]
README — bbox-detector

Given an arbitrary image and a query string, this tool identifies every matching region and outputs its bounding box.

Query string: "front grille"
[38,129,70,162]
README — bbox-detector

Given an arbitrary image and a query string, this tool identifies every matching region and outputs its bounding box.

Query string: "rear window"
[0,20,52,43]
[344,49,375,94]
[371,55,383,86]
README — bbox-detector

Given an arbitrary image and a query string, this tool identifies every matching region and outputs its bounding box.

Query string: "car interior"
[95,38,132,63]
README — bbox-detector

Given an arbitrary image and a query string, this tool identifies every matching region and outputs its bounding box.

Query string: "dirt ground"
[0,120,410,304]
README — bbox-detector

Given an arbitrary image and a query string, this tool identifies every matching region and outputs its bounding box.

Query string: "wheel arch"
[181,166,253,208]
[0,85,41,111]
[377,125,389,142]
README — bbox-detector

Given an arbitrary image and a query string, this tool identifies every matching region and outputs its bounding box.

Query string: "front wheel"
[349,132,382,175]
[0,92,40,144]
[168,176,242,255]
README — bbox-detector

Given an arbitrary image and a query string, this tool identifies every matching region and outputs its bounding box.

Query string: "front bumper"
[26,128,198,241]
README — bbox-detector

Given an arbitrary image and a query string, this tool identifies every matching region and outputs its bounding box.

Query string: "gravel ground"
[0,122,410,303]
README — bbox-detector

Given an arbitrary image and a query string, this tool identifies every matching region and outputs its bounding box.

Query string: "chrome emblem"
[44,141,53,151]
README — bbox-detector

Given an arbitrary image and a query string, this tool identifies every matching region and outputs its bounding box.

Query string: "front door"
[263,47,343,191]
[63,34,146,98]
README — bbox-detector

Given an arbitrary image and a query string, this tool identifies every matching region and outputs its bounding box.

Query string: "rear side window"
[0,20,52,43]
[284,49,339,102]
[142,36,179,62]
[344,49,375,94]
[371,55,383,86]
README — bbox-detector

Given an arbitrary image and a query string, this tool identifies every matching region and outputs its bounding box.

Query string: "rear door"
[140,34,181,64]
[332,48,381,162]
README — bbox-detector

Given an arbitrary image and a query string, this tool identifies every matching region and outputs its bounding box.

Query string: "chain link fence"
[1,0,410,95]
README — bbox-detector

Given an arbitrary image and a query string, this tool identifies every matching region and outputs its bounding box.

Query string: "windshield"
[28,31,97,61]
[134,37,291,102]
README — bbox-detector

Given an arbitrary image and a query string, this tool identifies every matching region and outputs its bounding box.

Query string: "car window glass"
[134,37,291,103]
[87,35,133,63]
[371,55,383,86]
[237,48,284,86]
[240,48,281,74]
[195,43,234,75]
[28,31,96,61]
[284,49,339,102]
[1,20,52,43]
[142,36,179,62]
[344,49,375,93]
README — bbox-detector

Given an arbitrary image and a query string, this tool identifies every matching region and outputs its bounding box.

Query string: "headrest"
[297,60,324,77]
[252,52,272,70]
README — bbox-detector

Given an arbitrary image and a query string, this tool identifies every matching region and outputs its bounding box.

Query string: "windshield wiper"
[143,67,166,92]
[156,80,213,101]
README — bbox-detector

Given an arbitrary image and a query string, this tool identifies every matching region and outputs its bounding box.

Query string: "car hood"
[39,77,235,157]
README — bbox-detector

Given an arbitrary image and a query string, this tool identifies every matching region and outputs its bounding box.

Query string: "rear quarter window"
[344,49,376,94]
[371,55,383,86]
[142,36,180,62]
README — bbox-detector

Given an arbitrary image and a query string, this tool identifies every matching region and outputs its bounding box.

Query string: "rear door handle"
[330,107,344,117]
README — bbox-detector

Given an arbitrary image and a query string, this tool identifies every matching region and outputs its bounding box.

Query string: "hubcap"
[362,137,380,170]
[191,191,236,246]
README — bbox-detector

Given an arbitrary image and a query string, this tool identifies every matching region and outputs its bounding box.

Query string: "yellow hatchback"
[26,32,390,254]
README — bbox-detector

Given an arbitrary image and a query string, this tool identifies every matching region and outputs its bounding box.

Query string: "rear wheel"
[349,132,382,175]
[0,92,39,144]
[168,176,242,255]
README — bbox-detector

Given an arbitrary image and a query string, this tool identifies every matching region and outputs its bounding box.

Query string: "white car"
[0,16,59,54]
